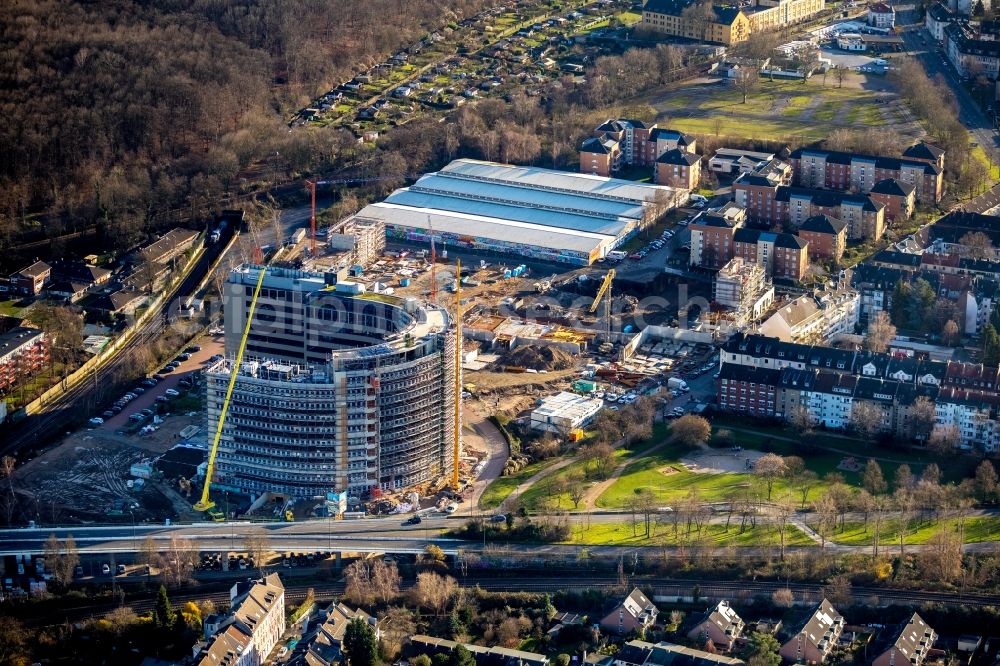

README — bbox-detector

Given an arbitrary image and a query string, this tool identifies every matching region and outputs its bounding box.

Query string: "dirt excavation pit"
[681,448,768,474]
[492,344,578,371]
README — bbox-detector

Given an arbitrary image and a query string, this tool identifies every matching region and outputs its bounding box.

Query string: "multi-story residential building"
[869,178,916,220]
[946,20,1000,79]
[300,604,380,666]
[8,261,52,297]
[798,214,847,262]
[714,257,775,328]
[926,2,956,41]
[850,263,914,324]
[733,228,810,280]
[655,149,702,188]
[194,574,286,666]
[687,601,745,652]
[733,176,886,241]
[758,287,859,343]
[718,364,782,417]
[580,120,695,176]
[779,599,845,664]
[718,332,1000,451]
[868,2,895,28]
[689,204,747,269]
[788,145,944,203]
[871,614,937,666]
[207,265,458,498]
[641,0,751,45]
[0,322,48,396]
[580,136,621,176]
[745,0,826,31]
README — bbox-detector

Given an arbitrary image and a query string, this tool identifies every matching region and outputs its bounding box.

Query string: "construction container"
[572,379,596,393]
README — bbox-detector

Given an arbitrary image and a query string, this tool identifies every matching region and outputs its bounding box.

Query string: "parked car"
[141,378,157,387]
[404,515,422,525]
[102,410,115,419]
[88,417,104,426]
[132,387,145,394]
[116,564,126,575]
[101,564,111,575]
[165,388,180,397]
[186,345,201,353]
[491,514,507,523]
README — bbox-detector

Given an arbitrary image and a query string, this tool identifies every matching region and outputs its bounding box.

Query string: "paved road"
[900,14,1000,164]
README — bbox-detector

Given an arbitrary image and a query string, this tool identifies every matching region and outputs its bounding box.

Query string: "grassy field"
[595,419,978,511]
[566,521,814,547]
[0,300,27,317]
[479,458,559,510]
[827,516,1000,546]
[652,75,905,142]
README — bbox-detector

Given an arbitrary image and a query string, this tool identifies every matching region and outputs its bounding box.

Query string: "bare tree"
[849,402,883,441]
[834,66,847,88]
[772,588,794,607]
[813,493,837,548]
[161,536,198,586]
[371,558,401,604]
[909,396,938,443]
[568,472,586,509]
[137,535,159,572]
[411,571,458,615]
[0,456,16,525]
[960,231,995,260]
[244,528,271,568]
[927,424,961,455]
[734,67,760,104]
[753,453,787,500]
[672,415,711,447]
[862,459,888,495]
[942,319,961,346]
[864,311,896,352]
[44,533,79,587]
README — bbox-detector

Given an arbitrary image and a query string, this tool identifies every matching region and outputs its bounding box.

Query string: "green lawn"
[0,300,26,317]
[813,100,843,121]
[827,516,1000,546]
[479,458,558,510]
[566,521,815,547]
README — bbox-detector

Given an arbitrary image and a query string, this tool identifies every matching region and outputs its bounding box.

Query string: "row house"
[733,176,886,240]
[719,332,1000,451]
[871,613,937,666]
[580,119,696,176]
[779,600,845,664]
[733,228,809,280]
[945,20,1000,80]
[930,209,1000,248]
[788,144,944,203]
[8,261,52,297]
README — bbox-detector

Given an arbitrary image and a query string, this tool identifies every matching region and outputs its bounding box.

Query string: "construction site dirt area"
[493,345,577,371]
[12,410,205,522]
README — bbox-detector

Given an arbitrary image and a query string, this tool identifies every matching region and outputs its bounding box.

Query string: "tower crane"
[589,269,616,342]
[428,215,438,304]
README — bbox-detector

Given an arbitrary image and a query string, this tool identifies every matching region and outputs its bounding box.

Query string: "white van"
[607,250,627,260]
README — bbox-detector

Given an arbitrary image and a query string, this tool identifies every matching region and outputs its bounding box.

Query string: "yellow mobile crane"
[589,269,615,342]
[193,265,269,519]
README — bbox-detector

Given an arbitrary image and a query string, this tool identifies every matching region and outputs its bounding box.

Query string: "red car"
[629,253,642,260]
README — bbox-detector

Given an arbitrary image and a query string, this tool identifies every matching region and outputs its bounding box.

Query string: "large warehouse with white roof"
[350,159,687,265]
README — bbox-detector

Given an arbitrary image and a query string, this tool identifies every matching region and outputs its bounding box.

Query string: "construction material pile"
[493,345,576,371]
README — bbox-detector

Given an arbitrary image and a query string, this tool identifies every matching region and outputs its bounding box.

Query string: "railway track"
[8,574,999,628]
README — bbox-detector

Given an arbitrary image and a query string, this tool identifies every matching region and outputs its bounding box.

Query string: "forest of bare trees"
[0,0,501,257]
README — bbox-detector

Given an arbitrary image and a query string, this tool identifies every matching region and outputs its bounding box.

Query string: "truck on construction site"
[667,377,689,392]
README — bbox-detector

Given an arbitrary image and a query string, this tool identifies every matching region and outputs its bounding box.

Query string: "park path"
[462,412,509,515]
[499,456,576,512]
[579,438,678,511]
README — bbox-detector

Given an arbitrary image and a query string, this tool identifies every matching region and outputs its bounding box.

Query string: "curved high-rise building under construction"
[205,265,457,498]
